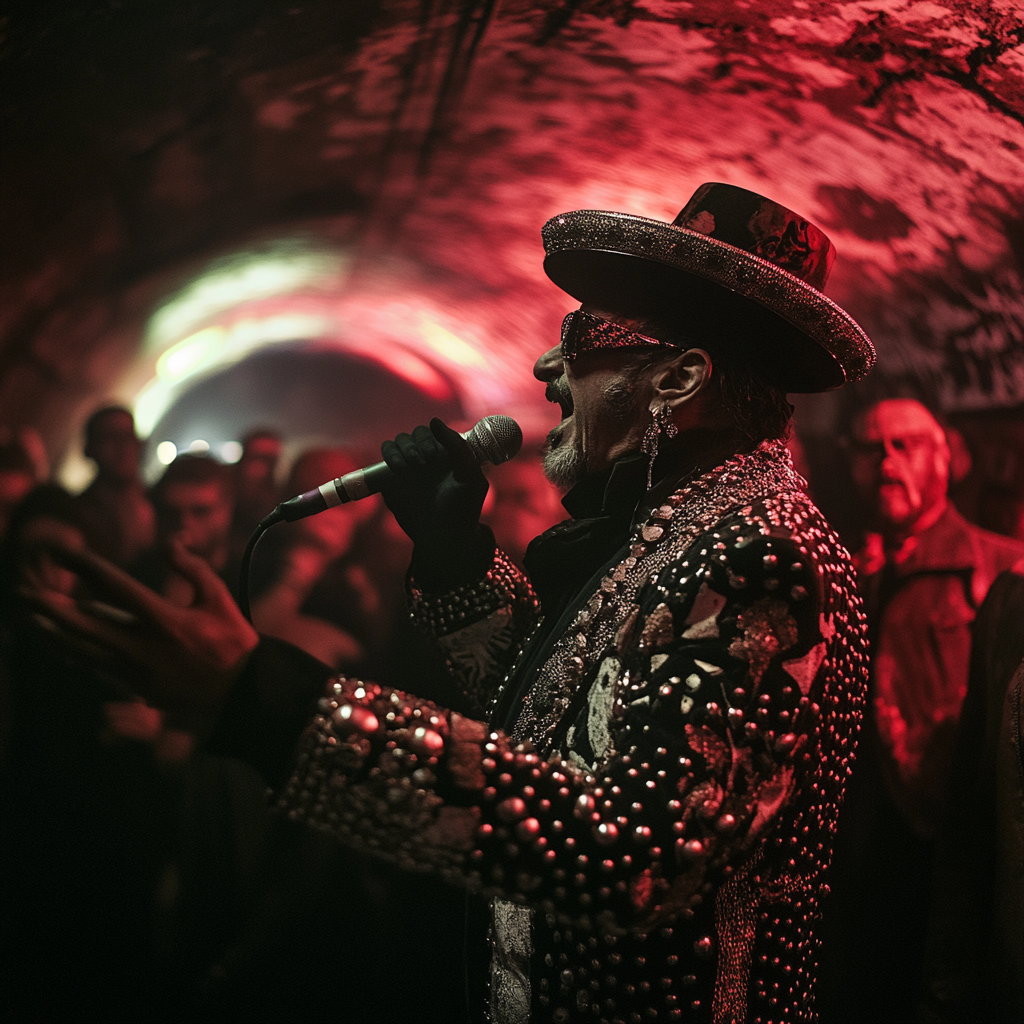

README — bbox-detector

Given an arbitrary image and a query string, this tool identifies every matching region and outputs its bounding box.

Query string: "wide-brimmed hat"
[542,182,875,392]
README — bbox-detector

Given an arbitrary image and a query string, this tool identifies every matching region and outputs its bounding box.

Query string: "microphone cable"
[236,415,522,623]
[238,508,283,623]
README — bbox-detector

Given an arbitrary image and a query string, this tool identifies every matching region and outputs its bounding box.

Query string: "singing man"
[33,182,875,1023]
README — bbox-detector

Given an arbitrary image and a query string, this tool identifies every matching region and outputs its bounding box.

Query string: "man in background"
[230,428,282,548]
[134,453,239,604]
[822,397,1024,1022]
[75,405,155,567]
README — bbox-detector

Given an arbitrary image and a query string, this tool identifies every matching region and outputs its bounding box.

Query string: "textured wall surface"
[1,1,1021,467]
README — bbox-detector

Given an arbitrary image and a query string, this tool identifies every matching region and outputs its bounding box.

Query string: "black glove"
[380,418,494,591]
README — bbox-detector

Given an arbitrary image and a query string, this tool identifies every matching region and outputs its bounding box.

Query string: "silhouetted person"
[75,406,155,568]
[919,566,1024,1021]
[820,398,1024,1022]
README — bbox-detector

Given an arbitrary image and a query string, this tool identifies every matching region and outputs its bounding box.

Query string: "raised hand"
[380,418,493,589]
[23,538,258,723]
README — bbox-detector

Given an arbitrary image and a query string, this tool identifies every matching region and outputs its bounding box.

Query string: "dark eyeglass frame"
[560,310,680,363]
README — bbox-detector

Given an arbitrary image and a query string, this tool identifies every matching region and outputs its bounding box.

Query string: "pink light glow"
[99,0,1022,451]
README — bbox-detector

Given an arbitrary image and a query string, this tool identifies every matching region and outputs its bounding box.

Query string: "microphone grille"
[465,415,523,466]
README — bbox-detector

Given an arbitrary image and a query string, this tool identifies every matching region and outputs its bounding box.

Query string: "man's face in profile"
[850,399,950,534]
[534,307,659,490]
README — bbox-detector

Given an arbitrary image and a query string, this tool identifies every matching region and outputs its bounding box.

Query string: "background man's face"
[850,399,950,533]
[156,481,233,563]
[238,436,282,489]
[88,411,141,484]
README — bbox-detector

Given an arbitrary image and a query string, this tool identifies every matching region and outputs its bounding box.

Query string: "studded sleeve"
[278,515,867,934]
[408,548,541,718]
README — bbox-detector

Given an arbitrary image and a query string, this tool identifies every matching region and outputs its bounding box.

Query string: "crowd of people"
[0,408,564,1022]
[2,392,1019,1024]
[0,182,1021,1023]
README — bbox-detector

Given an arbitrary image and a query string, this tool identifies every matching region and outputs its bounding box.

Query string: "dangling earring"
[641,404,678,488]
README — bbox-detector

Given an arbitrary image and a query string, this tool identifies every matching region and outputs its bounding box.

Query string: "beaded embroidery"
[409,549,535,637]
[504,439,804,747]
[279,438,869,1024]
[409,549,541,717]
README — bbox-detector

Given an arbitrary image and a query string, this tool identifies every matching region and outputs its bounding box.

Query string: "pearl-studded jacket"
[278,440,868,1023]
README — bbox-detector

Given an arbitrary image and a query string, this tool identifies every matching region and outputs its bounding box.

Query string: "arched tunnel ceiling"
[1,0,1022,463]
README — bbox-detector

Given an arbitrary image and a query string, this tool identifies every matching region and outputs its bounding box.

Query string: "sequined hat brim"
[542,210,875,393]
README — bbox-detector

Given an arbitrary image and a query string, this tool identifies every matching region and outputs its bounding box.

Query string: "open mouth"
[545,377,574,421]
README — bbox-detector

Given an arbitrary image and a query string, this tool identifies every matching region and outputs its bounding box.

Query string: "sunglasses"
[560,310,680,363]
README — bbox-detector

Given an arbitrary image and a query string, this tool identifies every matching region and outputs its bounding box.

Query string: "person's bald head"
[850,398,951,537]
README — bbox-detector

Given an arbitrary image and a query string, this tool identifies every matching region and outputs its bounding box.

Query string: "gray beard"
[542,426,587,490]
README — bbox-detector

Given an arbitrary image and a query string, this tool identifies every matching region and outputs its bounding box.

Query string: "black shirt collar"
[560,454,649,525]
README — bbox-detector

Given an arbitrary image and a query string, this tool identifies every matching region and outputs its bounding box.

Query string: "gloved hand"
[380,418,494,590]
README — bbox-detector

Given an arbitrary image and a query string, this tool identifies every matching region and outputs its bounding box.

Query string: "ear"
[649,349,713,414]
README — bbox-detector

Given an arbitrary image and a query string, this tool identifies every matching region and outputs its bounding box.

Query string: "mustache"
[545,377,572,406]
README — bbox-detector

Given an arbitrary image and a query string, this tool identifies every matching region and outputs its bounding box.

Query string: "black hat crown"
[672,183,835,291]
[541,182,875,392]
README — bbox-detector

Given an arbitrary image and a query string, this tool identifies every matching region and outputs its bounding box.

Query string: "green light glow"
[156,327,225,382]
[134,379,176,437]
[420,316,487,368]
[144,242,348,353]
[134,312,334,436]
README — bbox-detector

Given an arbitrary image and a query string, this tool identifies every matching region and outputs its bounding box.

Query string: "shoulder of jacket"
[653,496,848,608]
[664,493,845,562]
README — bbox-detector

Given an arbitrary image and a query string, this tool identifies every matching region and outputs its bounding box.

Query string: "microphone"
[275,415,523,523]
